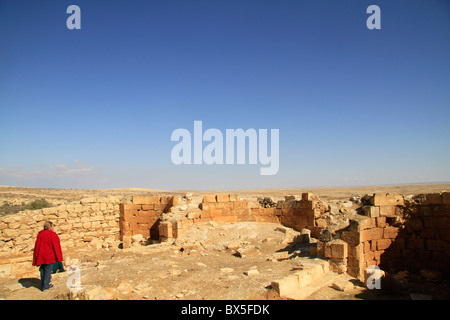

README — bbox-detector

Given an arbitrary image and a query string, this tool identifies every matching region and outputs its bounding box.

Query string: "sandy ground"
[2,220,448,301]
[0,222,334,300]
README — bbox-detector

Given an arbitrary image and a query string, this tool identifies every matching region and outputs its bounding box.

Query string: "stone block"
[329,239,348,259]
[340,231,362,245]
[141,204,155,211]
[122,235,132,248]
[379,206,396,218]
[296,271,313,288]
[121,203,141,212]
[301,193,314,201]
[171,196,181,206]
[362,206,379,218]
[244,269,259,277]
[271,274,299,297]
[406,218,424,233]
[373,193,404,206]
[442,192,450,204]
[422,217,437,229]
[331,278,355,292]
[216,194,230,203]
[132,196,160,205]
[407,238,425,250]
[376,217,386,228]
[329,258,347,274]
[210,209,223,217]
[315,218,327,228]
[362,241,371,253]
[203,195,217,203]
[361,228,384,242]
[233,201,248,209]
[348,215,375,232]
[306,264,325,281]
[248,201,261,209]
[186,212,201,220]
[425,193,442,205]
[383,226,399,239]
[376,239,392,250]
[364,250,375,262]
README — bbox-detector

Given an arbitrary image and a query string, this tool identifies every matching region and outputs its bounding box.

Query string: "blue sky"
[0,0,449,190]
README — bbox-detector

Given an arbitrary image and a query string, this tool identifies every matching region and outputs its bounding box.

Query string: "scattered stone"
[220,267,234,273]
[236,245,259,258]
[258,197,275,208]
[226,241,241,250]
[331,278,354,292]
[169,269,182,276]
[244,269,259,277]
[291,264,306,271]
[274,227,287,234]
[272,251,290,261]
[208,221,219,227]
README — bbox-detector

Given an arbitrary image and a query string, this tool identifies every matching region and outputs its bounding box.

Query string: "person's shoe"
[42,284,54,291]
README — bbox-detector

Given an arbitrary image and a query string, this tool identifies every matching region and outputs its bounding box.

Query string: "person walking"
[32,221,63,291]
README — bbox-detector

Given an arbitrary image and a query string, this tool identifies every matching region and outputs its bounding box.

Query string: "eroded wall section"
[336,192,450,281]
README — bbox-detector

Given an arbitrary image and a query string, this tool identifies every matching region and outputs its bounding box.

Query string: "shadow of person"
[18,278,41,290]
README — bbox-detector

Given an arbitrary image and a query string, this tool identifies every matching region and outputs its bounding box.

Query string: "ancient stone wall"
[336,192,450,281]
[119,196,179,247]
[157,193,329,242]
[0,196,121,278]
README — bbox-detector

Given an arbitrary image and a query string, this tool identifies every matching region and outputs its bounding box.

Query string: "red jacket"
[32,229,63,266]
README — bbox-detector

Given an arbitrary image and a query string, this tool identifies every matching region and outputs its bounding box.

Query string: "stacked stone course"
[119,196,180,248]
[156,193,329,243]
[337,192,450,281]
[0,196,121,278]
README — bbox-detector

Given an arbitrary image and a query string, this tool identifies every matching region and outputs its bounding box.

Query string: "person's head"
[43,221,54,231]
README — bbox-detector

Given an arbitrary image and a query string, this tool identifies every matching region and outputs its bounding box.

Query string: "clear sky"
[0,0,449,190]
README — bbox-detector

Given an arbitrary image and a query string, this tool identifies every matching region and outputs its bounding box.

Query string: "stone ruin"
[1,191,449,298]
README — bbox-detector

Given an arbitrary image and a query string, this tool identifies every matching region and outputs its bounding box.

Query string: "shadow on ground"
[18,278,41,290]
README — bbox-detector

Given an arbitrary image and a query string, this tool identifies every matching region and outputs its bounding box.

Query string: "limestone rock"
[244,269,259,277]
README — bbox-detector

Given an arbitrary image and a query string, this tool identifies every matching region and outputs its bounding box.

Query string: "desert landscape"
[1,183,449,301]
[2,183,449,208]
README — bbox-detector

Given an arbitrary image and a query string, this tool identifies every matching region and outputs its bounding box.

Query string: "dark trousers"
[39,264,53,291]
